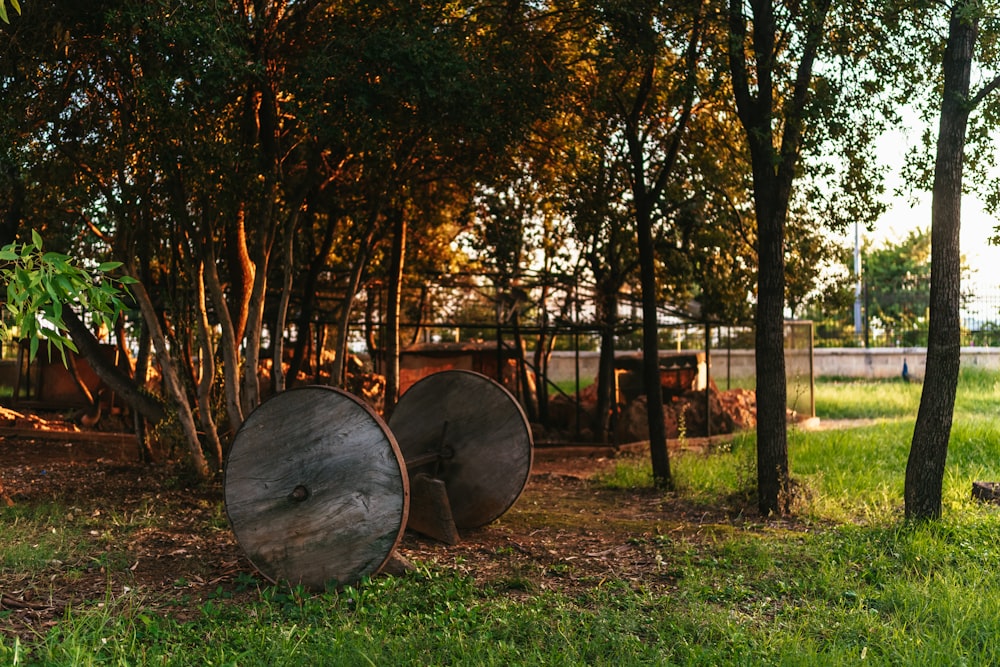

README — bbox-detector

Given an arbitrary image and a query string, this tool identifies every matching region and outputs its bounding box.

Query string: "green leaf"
[54,274,75,297]
[43,252,71,270]
[45,278,61,303]
[98,261,124,272]
[28,336,38,362]
[30,229,42,249]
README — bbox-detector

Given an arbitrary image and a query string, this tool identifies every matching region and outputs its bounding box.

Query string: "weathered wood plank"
[407,473,459,545]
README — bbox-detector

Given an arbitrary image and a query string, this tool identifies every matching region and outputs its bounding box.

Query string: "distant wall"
[547,348,1000,384]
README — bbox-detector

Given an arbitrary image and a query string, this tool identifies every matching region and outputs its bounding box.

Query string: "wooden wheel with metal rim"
[225,386,408,590]
[389,370,533,529]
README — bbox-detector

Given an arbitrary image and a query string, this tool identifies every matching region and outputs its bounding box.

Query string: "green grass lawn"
[5,369,1000,665]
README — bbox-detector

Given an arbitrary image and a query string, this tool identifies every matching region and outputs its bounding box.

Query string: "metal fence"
[813,292,1000,348]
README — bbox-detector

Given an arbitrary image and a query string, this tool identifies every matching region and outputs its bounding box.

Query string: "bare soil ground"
[0,414,761,641]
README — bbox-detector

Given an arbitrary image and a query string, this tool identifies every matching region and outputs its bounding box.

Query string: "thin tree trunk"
[331,211,381,387]
[273,218,296,394]
[194,262,224,471]
[595,281,619,444]
[384,209,406,418]
[409,285,429,346]
[228,204,255,344]
[204,245,245,433]
[637,206,672,489]
[511,308,537,423]
[241,254,268,414]
[128,275,211,481]
[133,321,154,462]
[287,215,338,385]
[365,286,380,372]
[905,5,976,520]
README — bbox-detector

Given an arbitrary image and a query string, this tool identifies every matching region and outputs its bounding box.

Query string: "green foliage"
[0,231,135,365]
[0,0,20,24]
[864,229,932,344]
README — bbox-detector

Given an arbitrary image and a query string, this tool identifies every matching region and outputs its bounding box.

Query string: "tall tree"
[725,0,833,514]
[905,0,1000,519]
[555,0,726,486]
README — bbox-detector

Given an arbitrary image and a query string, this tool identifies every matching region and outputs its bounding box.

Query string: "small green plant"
[0,230,136,364]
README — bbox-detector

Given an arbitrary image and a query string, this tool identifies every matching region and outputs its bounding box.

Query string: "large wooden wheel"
[225,386,408,590]
[389,370,533,529]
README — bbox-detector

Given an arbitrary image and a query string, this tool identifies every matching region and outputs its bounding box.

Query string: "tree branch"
[62,307,166,425]
[969,73,1000,109]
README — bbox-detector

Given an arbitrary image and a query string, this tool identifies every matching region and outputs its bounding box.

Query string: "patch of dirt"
[0,425,760,641]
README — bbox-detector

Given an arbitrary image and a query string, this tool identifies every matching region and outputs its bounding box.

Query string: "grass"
[5,369,1000,664]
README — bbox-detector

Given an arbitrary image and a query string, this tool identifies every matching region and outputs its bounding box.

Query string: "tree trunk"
[194,262,224,470]
[905,5,976,520]
[227,205,255,345]
[365,285,380,373]
[533,278,552,425]
[331,211,381,388]
[637,208,672,489]
[241,251,268,414]
[272,218,296,394]
[204,245,245,433]
[133,321,154,461]
[129,276,212,481]
[384,208,406,418]
[533,331,552,426]
[287,214,338,385]
[511,308,537,423]
[726,0,830,515]
[594,281,619,443]
[754,197,790,515]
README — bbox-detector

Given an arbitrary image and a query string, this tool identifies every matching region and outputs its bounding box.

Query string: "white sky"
[873,195,1000,293]
[841,129,1000,295]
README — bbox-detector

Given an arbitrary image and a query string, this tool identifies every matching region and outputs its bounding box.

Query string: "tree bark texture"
[754,196,789,514]
[638,207,672,489]
[287,213,338,385]
[194,262,224,470]
[241,253,268,415]
[905,5,976,520]
[272,217,297,394]
[331,210,381,388]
